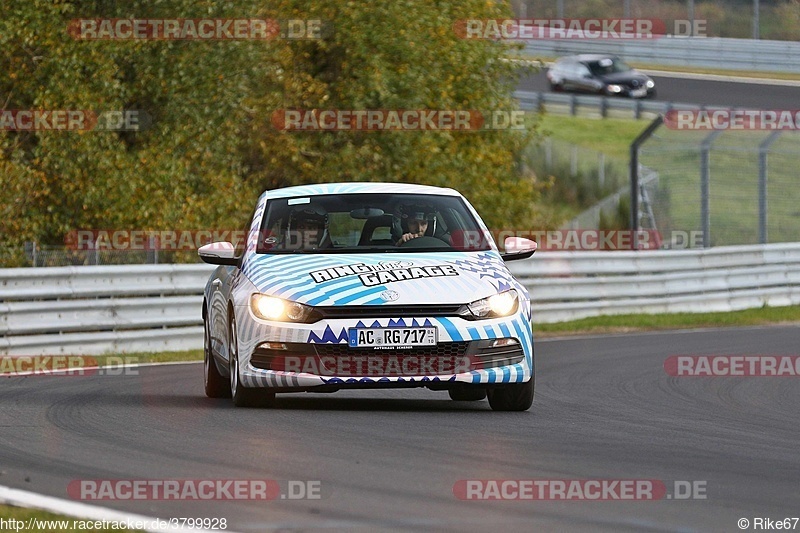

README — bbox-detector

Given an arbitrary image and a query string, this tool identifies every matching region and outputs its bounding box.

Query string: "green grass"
[0,504,142,532]
[0,350,203,375]
[533,114,800,245]
[536,114,646,160]
[535,305,800,337]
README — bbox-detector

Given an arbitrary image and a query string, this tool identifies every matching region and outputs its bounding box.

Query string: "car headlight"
[646,79,655,89]
[606,84,622,93]
[461,289,519,320]
[250,294,316,323]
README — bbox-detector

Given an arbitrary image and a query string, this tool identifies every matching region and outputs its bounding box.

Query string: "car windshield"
[256,193,492,254]
[587,57,632,75]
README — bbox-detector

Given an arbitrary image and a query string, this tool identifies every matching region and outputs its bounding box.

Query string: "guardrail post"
[600,97,608,118]
[569,94,576,116]
[758,131,781,244]
[630,116,664,249]
[700,130,723,248]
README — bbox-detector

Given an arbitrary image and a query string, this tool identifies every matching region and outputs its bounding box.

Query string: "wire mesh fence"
[523,137,630,229]
[639,128,800,247]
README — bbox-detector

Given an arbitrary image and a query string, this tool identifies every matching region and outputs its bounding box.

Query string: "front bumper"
[234,311,534,391]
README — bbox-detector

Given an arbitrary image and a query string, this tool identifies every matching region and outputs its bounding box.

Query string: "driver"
[396,206,433,245]
[286,205,330,250]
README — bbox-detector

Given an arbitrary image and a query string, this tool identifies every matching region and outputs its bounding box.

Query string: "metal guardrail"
[521,36,800,73]
[515,89,717,119]
[2,243,799,355]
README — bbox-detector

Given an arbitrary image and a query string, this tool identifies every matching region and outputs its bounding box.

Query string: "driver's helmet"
[398,204,435,222]
[397,203,436,236]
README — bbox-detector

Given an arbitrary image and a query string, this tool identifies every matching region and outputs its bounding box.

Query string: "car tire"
[448,385,487,402]
[229,315,275,408]
[487,376,534,411]
[549,81,564,92]
[204,312,231,398]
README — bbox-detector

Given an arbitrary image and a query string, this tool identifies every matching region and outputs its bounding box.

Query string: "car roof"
[264,182,462,200]
[557,54,618,64]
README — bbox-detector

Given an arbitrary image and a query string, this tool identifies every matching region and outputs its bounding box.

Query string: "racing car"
[199,182,537,410]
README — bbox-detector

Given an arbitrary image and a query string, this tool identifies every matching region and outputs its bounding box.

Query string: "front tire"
[487,376,534,411]
[204,312,230,398]
[229,315,274,408]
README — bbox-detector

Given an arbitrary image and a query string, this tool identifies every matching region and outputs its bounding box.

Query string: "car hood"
[597,70,650,85]
[242,251,521,306]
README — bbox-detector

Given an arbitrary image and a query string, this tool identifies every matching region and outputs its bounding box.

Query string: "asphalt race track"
[1,325,798,531]
[518,69,800,110]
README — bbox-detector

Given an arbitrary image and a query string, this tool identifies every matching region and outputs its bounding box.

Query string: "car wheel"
[487,376,534,411]
[229,315,275,408]
[204,311,231,398]
[549,81,564,92]
[448,384,487,402]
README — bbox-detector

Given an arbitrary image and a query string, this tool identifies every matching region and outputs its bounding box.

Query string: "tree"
[0,0,539,265]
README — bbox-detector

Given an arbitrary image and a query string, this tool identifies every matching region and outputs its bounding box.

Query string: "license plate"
[348,327,437,348]
[631,88,647,98]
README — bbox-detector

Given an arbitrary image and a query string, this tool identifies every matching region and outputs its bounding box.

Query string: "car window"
[256,193,491,254]
[587,57,632,75]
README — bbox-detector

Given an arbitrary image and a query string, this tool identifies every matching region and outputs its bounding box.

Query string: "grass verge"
[536,114,644,160]
[0,350,203,375]
[535,305,800,337]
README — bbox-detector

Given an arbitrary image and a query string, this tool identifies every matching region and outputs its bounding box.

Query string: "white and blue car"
[199,183,537,410]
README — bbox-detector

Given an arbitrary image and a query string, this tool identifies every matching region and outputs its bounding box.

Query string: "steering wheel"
[397,236,450,249]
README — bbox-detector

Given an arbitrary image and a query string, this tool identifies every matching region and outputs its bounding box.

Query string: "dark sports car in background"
[547,54,656,98]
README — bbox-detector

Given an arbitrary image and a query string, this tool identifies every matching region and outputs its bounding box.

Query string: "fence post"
[758,131,781,244]
[629,116,664,249]
[700,130,723,248]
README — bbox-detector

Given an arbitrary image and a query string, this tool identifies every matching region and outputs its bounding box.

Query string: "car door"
[574,63,599,93]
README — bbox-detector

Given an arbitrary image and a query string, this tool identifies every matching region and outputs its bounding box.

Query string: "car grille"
[314,342,469,358]
[471,343,525,368]
[249,340,525,373]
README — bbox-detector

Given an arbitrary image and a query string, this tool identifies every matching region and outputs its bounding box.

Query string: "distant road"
[518,68,800,109]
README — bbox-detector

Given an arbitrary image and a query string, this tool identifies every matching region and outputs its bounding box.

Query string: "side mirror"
[198,242,239,266]
[501,237,537,261]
